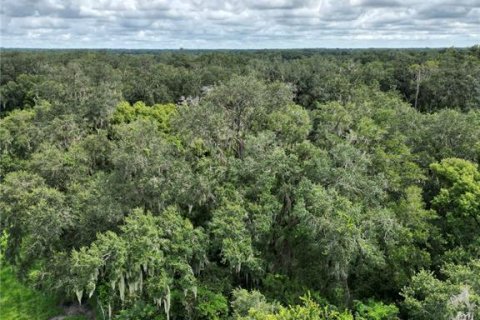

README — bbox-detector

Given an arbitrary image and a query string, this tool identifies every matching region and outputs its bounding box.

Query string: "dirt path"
[49,303,96,320]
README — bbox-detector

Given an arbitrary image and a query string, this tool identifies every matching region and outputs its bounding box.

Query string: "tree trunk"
[343,275,351,307]
[414,69,421,109]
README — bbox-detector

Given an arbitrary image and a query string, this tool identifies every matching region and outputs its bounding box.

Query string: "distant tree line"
[2,46,479,114]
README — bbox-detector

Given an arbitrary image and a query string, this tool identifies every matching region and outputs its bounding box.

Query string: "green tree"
[0,171,72,274]
[402,260,480,320]
[67,207,206,320]
[430,158,480,249]
[409,60,438,110]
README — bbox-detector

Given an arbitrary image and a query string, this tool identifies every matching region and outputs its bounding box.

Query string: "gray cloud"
[417,6,472,19]
[355,0,403,7]
[1,0,479,48]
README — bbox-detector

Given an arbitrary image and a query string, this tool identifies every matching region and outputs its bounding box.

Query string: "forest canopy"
[1,47,479,320]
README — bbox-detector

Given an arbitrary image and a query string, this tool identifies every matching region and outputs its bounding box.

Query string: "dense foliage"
[1,47,479,319]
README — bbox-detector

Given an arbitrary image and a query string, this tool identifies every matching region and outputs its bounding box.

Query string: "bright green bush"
[353,299,399,320]
[0,261,63,320]
[195,287,229,320]
[236,295,353,320]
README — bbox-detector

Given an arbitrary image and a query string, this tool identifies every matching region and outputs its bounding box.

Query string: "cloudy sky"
[1,0,479,49]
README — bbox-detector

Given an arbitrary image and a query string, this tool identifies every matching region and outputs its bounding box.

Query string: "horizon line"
[1,45,478,51]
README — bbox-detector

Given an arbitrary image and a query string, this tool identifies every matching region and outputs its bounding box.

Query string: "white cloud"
[1,0,479,48]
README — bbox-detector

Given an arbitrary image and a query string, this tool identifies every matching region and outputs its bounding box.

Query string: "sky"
[1,0,479,49]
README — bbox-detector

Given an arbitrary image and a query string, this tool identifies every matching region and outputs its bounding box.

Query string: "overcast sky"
[1,0,479,49]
